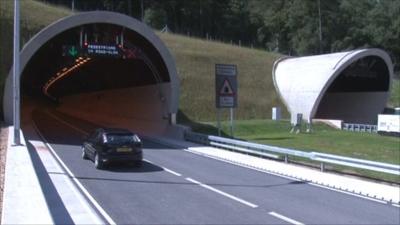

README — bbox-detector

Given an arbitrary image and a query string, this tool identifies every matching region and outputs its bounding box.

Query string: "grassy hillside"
[390,78,400,107]
[0,0,71,119]
[1,0,398,123]
[0,0,284,122]
[159,32,283,121]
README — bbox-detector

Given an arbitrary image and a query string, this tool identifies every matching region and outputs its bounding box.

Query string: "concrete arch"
[272,49,393,124]
[4,11,180,135]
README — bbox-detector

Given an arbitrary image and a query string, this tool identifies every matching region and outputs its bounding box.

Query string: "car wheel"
[82,147,89,160]
[94,153,104,169]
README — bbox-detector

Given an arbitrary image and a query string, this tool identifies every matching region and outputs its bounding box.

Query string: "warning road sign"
[216,64,237,108]
[220,79,234,95]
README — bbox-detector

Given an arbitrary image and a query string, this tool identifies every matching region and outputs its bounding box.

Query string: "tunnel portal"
[273,49,393,125]
[4,11,180,135]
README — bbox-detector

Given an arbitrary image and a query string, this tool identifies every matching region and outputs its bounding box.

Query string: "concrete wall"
[57,84,172,135]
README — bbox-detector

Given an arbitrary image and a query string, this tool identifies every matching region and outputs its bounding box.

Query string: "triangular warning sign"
[220,79,234,95]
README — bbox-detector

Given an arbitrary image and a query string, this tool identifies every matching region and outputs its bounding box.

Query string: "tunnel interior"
[21,23,174,134]
[315,56,390,123]
[22,23,169,98]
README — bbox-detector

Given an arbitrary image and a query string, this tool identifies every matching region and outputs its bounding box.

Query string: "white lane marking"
[29,139,102,224]
[144,159,182,177]
[185,149,398,206]
[185,177,258,208]
[32,120,116,225]
[45,111,89,135]
[269,212,305,225]
[392,203,400,208]
[48,112,184,178]
[162,167,182,177]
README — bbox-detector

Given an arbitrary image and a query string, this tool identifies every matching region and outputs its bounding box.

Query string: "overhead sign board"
[216,64,237,108]
[62,44,122,58]
[85,44,121,57]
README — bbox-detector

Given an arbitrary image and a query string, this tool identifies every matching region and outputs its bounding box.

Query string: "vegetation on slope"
[0,0,398,122]
[0,0,71,119]
[390,79,400,107]
[159,32,283,121]
[192,119,400,183]
[0,0,398,182]
[0,0,284,122]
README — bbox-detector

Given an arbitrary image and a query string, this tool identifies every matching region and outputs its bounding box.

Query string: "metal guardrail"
[185,131,400,175]
[342,123,377,133]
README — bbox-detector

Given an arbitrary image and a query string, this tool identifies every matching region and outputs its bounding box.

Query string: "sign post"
[13,0,21,145]
[215,64,237,137]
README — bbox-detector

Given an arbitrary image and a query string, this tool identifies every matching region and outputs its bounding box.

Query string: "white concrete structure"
[272,49,393,124]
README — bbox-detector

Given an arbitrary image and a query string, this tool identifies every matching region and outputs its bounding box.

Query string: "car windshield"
[105,133,135,144]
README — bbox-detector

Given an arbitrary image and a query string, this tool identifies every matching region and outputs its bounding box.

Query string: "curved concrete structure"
[273,49,393,124]
[3,11,180,135]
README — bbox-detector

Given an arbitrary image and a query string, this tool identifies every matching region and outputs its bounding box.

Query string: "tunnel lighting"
[43,58,92,99]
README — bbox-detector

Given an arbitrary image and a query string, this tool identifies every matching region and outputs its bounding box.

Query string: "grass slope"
[0,0,398,182]
[0,0,284,122]
[193,119,400,182]
[159,32,283,121]
[390,79,400,107]
[0,0,71,119]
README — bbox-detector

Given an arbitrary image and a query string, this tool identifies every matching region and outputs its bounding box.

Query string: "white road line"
[392,203,400,208]
[143,159,182,177]
[185,177,258,208]
[269,212,305,225]
[29,140,102,224]
[185,149,398,206]
[162,167,182,177]
[32,120,116,225]
[45,111,89,135]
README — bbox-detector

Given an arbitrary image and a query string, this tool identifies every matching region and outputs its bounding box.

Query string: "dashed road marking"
[144,159,182,177]
[269,211,305,225]
[185,177,258,208]
[185,148,399,207]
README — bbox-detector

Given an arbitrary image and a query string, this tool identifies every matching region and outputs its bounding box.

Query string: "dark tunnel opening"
[315,56,391,123]
[21,23,169,100]
[19,22,175,135]
[325,56,389,93]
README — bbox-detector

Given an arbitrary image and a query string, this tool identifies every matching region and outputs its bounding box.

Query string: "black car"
[82,128,143,169]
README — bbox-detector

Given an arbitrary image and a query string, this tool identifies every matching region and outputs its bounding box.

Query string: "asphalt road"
[28,109,400,225]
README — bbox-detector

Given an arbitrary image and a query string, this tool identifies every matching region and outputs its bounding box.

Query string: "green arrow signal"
[68,46,78,57]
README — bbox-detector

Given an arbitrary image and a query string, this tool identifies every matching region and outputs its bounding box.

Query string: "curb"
[147,136,400,207]
[1,126,106,224]
[1,127,54,224]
